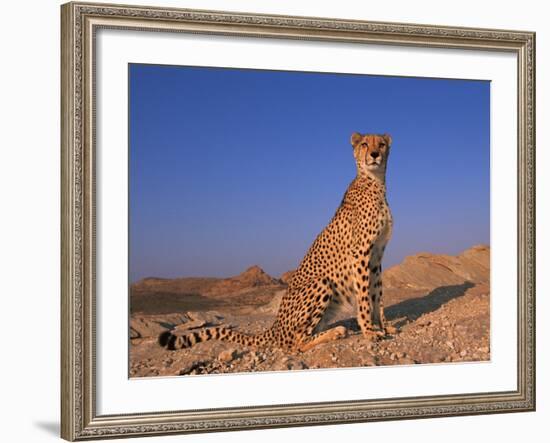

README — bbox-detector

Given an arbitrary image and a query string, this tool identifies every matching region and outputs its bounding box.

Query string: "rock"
[218,349,238,363]
[460,349,468,357]
[288,360,308,370]
[257,290,285,314]
[272,357,307,371]
[383,245,489,290]
[173,319,207,331]
[178,360,210,375]
[129,316,174,339]
[186,311,224,325]
[361,355,376,365]
[252,352,265,364]
[280,270,295,285]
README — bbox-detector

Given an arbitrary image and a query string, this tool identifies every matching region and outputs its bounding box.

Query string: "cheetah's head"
[350,132,392,181]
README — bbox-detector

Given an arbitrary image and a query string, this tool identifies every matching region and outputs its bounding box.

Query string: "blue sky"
[129,64,490,283]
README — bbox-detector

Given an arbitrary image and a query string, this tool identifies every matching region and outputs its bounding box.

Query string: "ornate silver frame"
[61,1,536,440]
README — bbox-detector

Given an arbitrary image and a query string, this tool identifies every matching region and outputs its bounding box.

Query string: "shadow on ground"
[386,282,474,323]
[331,282,474,333]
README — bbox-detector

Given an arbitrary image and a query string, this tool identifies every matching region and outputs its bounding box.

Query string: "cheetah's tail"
[158,325,276,350]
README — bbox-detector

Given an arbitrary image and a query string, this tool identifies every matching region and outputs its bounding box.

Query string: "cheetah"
[159,132,395,353]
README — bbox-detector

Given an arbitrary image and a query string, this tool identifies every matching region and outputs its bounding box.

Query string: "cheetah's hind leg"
[297,326,348,352]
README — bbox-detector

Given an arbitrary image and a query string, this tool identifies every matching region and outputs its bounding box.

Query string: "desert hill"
[130,265,283,315]
[131,264,280,297]
[383,244,489,290]
[130,245,490,376]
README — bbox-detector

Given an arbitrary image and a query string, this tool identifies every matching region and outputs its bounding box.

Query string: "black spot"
[322,294,330,302]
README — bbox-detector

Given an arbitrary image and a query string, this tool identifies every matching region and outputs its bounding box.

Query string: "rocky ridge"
[130,245,490,377]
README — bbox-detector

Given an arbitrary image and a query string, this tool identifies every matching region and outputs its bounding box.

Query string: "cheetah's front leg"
[369,262,397,335]
[353,256,383,339]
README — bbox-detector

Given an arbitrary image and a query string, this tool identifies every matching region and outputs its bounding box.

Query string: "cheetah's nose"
[370,151,379,159]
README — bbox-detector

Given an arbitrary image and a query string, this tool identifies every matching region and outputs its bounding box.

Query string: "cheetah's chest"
[369,204,393,263]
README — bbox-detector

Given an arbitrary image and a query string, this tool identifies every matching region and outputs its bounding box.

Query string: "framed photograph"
[61,1,536,440]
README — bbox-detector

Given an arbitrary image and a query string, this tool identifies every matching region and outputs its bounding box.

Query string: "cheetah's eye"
[361,142,368,148]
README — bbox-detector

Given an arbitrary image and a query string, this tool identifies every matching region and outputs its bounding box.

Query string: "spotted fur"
[159,132,394,353]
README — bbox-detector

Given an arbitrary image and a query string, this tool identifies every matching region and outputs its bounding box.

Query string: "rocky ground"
[129,245,490,377]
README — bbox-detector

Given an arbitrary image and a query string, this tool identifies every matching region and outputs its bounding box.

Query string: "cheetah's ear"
[383,133,392,146]
[350,132,362,147]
